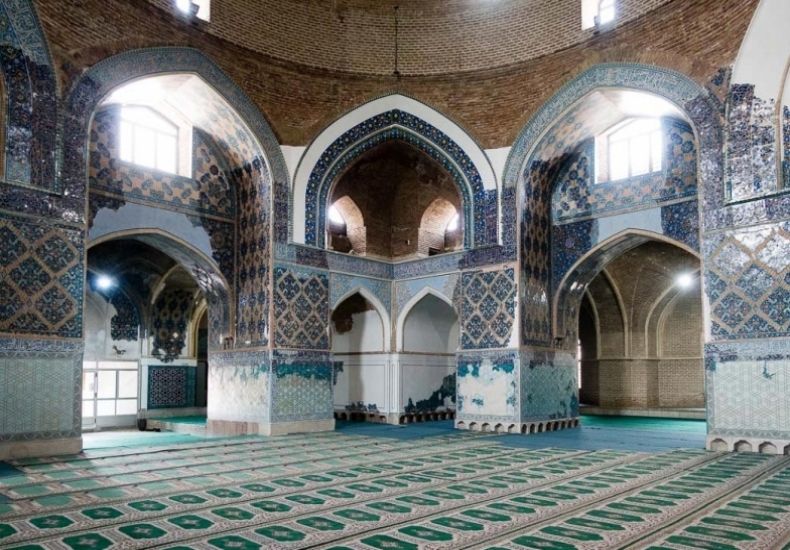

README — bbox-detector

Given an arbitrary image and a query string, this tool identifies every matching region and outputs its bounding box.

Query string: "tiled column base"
[707,435,790,454]
[0,437,82,460]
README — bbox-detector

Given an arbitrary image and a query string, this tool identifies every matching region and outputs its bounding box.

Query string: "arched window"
[604,118,662,181]
[120,106,178,174]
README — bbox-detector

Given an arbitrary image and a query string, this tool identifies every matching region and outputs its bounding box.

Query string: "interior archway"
[84,235,221,428]
[575,240,704,415]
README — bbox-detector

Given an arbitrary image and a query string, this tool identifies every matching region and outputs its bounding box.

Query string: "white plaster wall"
[595,208,663,245]
[332,356,388,411]
[83,290,140,360]
[486,147,512,187]
[732,0,790,99]
[402,295,459,353]
[457,360,517,419]
[332,311,385,353]
[206,363,269,423]
[89,202,214,262]
[281,145,307,184]
[400,356,456,412]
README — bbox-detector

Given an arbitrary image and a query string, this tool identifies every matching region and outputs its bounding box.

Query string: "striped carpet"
[0,424,787,549]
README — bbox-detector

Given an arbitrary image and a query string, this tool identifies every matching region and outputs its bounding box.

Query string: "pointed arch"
[64,47,288,219]
[291,94,499,249]
[553,229,701,340]
[87,228,233,349]
[396,286,457,351]
[331,286,391,348]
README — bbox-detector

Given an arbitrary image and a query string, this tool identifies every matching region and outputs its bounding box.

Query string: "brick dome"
[149,0,674,76]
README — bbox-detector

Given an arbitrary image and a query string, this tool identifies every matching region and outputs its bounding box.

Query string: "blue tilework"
[552,120,697,223]
[705,221,790,340]
[0,338,83,442]
[329,273,392,316]
[661,200,700,251]
[270,350,333,423]
[520,350,578,423]
[87,107,236,220]
[0,212,84,338]
[273,265,330,350]
[0,0,56,191]
[150,289,195,362]
[148,366,197,409]
[460,267,517,349]
[303,110,495,250]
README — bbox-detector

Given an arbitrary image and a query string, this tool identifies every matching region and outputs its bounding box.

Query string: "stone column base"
[259,419,335,436]
[0,437,83,460]
[207,418,336,437]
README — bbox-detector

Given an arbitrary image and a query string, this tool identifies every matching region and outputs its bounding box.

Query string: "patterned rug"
[0,430,788,550]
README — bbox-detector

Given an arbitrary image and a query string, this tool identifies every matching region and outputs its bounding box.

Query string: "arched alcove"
[326,141,465,260]
[398,292,459,422]
[292,94,498,250]
[419,197,462,256]
[331,291,388,421]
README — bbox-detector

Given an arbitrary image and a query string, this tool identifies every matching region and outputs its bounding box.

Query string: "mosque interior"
[1,0,790,548]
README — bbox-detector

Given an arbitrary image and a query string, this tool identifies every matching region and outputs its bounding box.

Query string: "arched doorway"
[572,239,704,415]
[85,231,231,429]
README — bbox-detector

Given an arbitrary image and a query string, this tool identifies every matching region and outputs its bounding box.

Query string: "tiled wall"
[460,267,517,349]
[273,266,330,350]
[456,352,519,425]
[148,365,197,409]
[88,107,237,220]
[207,351,270,424]
[0,213,84,339]
[271,351,333,423]
[552,120,697,223]
[150,289,195,360]
[0,339,82,443]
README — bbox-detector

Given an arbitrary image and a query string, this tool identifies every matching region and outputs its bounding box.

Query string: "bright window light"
[676,273,694,289]
[607,118,662,181]
[175,0,210,20]
[446,213,460,232]
[598,0,615,25]
[120,106,178,174]
[97,276,114,291]
[328,205,345,225]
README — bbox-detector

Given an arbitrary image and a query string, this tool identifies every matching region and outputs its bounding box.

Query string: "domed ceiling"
[150,0,674,75]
